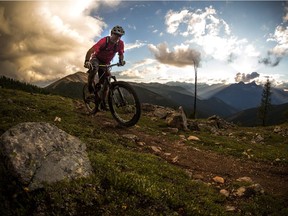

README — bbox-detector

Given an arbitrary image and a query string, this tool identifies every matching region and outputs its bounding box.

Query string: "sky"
[0,0,288,87]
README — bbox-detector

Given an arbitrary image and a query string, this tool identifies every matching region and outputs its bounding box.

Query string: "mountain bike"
[82,63,141,127]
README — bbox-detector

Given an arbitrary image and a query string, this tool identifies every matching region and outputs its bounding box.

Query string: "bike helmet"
[111,25,125,36]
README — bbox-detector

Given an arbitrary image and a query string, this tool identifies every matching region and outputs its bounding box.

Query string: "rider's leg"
[87,58,100,93]
[88,71,96,93]
[101,81,109,110]
[98,68,110,110]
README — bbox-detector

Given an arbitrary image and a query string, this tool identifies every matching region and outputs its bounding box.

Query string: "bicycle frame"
[93,63,127,109]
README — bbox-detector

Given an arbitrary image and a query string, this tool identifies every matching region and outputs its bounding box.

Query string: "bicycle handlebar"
[99,61,126,68]
[85,61,125,70]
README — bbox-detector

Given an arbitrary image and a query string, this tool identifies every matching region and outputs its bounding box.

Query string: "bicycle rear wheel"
[83,84,98,114]
[108,81,141,127]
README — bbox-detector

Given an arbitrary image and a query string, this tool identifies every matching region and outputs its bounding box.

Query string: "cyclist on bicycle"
[84,25,126,109]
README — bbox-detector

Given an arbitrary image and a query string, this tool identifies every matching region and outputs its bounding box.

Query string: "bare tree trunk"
[192,63,197,119]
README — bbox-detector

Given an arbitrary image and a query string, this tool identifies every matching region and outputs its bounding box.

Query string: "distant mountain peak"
[46,71,87,89]
[235,81,259,87]
[249,81,257,86]
[64,72,87,83]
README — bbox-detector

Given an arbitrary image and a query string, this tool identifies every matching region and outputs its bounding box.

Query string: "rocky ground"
[76,102,288,200]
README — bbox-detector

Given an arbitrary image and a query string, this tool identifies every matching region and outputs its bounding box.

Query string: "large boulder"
[0,122,93,190]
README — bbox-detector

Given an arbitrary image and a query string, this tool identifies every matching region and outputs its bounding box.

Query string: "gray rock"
[122,134,139,142]
[166,106,189,131]
[0,122,93,190]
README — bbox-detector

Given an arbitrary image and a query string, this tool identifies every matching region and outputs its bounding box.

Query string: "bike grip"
[118,61,126,66]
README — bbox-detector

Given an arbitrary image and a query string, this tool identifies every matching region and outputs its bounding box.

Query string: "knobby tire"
[83,84,98,114]
[108,81,141,127]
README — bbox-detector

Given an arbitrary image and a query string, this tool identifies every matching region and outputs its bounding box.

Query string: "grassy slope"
[0,88,287,216]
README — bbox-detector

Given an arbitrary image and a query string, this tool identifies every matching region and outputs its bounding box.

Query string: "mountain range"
[45,72,288,126]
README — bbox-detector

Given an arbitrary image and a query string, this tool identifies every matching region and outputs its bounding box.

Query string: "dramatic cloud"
[258,53,281,67]
[234,72,260,83]
[0,1,118,85]
[148,43,201,67]
[164,6,259,64]
[284,2,288,22]
[260,3,288,67]
[268,25,288,56]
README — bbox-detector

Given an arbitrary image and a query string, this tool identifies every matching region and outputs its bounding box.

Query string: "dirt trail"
[81,109,288,197]
[122,127,288,197]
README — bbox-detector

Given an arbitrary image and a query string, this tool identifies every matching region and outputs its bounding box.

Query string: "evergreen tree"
[258,79,272,126]
[0,76,48,94]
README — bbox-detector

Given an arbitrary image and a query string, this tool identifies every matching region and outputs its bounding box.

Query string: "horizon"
[3,71,282,89]
[0,1,287,87]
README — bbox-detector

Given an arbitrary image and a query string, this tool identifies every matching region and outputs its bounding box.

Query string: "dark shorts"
[90,58,110,83]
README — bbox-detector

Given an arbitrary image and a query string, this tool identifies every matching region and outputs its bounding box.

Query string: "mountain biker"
[84,25,125,110]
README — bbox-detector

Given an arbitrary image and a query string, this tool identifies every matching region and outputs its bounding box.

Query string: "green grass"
[172,123,288,164]
[0,88,288,215]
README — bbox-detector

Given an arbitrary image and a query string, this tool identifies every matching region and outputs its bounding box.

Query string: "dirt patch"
[123,127,288,197]
[80,108,288,198]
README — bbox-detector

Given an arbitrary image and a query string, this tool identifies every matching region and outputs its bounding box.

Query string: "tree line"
[0,76,49,94]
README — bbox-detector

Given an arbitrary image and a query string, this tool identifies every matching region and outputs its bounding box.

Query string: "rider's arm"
[85,38,107,62]
[119,53,124,62]
[118,41,125,65]
[84,47,94,62]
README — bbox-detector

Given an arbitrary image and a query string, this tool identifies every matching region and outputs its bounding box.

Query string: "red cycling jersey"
[91,37,124,64]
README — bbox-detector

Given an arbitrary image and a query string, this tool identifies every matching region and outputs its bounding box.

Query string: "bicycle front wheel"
[83,84,98,114]
[108,81,141,127]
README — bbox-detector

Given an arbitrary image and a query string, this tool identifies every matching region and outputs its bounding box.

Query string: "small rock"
[220,189,230,197]
[225,205,236,212]
[166,106,189,131]
[213,176,225,184]
[54,116,61,122]
[151,146,161,153]
[235,186,246,197]
[7,98,13,104]
[273,126,282,133]
[248,183,264,194]
[122,134,139,142]
[254,134,264,142]
[179,135,186,139]
[185,170,193,178]
[172,156,179,163]
[236,176,253,183]
[187,135,200,141]
[137,141,145,146]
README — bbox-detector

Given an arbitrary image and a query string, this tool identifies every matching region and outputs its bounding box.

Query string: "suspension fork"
[110,80,126,106]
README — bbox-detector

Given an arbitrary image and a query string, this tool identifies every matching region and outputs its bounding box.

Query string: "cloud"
[234,72,260,83]
[148,43,201,67]
[125,40,146,51]
[165,9,190,35]
[118,69,144,80]
[117,58,156,81]
[267,25,288,57]
[164,6,259,64]
[0,1,117,84]
[260,3,288,67]
[258,54,281,67]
